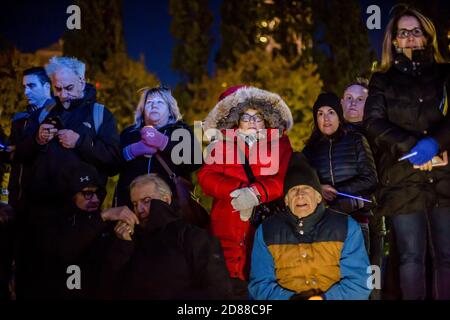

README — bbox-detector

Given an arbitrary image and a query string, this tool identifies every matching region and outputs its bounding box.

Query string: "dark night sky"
[0,0,406,86]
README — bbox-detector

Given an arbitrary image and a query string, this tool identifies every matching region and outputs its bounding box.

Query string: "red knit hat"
[218,85,247,101]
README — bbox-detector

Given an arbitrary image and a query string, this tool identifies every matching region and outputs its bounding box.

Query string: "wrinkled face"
[73,186,100,212]
[342,85,368,123]
[51,67,85,104]
[317,106,340,136]
[144,93,170,127]
[238,108,266,135]
[395,16,427,56]
[285,185,322,218]
[23,75,50,107]
[130,182,171,225]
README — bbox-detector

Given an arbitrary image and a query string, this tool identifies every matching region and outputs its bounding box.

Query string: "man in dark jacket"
[43,162,139,299]
[8,67,54,215]
[14,56,121,299]
[100,173,232,300]
[341,79,386,300]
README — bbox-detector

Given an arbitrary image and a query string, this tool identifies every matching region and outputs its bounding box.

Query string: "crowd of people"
[0,7,449,300]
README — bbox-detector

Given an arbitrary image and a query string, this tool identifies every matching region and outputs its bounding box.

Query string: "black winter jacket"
[303,130,378,217]
[364,49,450,216]
[116,121,202,208]
[99,199,232,300]
[15,84,121,208]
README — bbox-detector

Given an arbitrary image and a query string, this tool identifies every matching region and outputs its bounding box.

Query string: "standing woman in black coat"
[364,7,450,300]
[303,93,378,250]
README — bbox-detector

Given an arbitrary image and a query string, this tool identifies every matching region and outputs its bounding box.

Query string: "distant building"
[35,39,63,64]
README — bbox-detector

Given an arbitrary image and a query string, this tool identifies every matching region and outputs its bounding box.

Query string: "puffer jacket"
[364,48,450,216]
[249,204,371,300]
[303,130,378,219]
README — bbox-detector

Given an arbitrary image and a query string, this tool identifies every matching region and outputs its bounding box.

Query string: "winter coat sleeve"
[13,113,45,163]
[198,142,244,200]
[323,217,371,300]
[429,64,450,150]
[97,237,135,299]
[184,225,233,299]
[251,135,293,202]
[363,73,418,159]
[75,107,121,176]
[334,134,378,196]
[57,214,110,263]
[248,226,295,300]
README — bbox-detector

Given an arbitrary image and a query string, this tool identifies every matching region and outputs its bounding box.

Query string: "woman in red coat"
[198,86,293,299]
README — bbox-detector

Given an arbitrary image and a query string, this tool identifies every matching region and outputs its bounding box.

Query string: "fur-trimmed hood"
[203,86,294,134]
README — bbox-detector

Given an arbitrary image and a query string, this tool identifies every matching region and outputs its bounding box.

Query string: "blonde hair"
[379,6,448,72]
[130,173,172,200]
[134,87,182,128]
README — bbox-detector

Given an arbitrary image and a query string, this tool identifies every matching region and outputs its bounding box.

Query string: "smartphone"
[43,116,64,130]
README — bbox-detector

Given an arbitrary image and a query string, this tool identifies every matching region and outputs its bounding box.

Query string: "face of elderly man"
[285,185,322,218]
[51,67,85,105]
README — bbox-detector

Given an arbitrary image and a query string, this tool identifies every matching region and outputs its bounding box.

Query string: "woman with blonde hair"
[115,86,201,213]
[364,6,450,299]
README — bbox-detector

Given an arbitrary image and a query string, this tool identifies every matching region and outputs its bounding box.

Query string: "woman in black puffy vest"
[303,92,378,251]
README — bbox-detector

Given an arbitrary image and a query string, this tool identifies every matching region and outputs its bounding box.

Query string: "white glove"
[230,187,260,211]
[239,207,253,222]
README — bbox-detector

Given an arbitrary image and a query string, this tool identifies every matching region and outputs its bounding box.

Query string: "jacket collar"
[55,83,97,111]
[392,46,434,77]
[284,202,326,234]
[136,199,180,235]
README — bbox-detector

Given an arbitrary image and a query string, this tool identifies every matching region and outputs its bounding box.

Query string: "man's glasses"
[396,28,424,39]
[240,113,264,123]
[81,190,99,200]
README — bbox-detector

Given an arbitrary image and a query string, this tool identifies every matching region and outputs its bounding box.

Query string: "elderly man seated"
[249,152,371,300]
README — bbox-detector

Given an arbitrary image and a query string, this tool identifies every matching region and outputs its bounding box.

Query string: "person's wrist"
[251,185,261,203]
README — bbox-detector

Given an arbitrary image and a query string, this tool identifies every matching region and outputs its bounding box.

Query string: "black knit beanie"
[283,152,322,196]
[312,92,344,125]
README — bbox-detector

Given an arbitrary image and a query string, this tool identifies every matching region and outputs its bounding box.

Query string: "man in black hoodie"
[100,173,233,300]
[47,162,139,299]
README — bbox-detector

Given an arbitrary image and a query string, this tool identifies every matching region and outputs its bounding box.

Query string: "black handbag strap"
[154,154,177,181]
[239,142,256,184]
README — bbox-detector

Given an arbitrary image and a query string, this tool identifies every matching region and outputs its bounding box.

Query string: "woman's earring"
[393,41,402,53]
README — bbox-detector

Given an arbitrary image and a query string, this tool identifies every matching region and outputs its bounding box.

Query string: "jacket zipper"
[17,118,28,201]
[328,139,335,186]
[17,164,24,201]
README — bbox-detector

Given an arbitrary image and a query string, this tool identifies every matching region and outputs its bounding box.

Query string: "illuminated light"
[259,36,268,43]
[261,21,268,27]
[95,82,101,89]
[221,82,227,88]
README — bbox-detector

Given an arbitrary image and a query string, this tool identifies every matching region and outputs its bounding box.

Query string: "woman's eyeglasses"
[240,113,264,123]
[396,27,424,39]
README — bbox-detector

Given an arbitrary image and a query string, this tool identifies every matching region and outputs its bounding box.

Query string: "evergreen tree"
[62,0,126,79]
[169,0,213,84]
[312,0,375,94]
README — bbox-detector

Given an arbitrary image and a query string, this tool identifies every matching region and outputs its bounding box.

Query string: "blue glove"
[408,137,439,165]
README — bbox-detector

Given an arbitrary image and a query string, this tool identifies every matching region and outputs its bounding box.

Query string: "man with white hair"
[14,56,121,299]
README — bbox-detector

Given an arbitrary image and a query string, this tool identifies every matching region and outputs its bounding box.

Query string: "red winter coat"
[198,129,293,280]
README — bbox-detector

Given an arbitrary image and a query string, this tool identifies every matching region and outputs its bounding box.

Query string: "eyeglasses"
[240,113,264,123]
[396,28,424,39]
[81,190,99,200]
